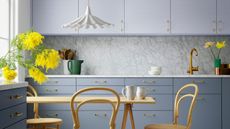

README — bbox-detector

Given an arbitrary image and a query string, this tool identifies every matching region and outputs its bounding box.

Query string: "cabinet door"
[0,0,9,39]
[178,95,221,129]
[125,0,170,34]
[32,0,78,35]
[171,0,216,34]
[217,0,230,34]
[222,78,230,129]
[78,0,124,34]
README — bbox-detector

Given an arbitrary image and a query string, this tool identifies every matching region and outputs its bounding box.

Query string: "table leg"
[121,104,136,129]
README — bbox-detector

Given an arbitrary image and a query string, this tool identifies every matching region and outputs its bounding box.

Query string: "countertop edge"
[0,82,28,91]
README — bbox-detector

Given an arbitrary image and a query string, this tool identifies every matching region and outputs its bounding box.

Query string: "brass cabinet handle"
[10,112,23,118]
[94,113,107,117]
[46,113,58,117]
[46,81,59,84]
[94,80,107,84]
[45,89,58,93]
[144,113,156,117]
[9,95,24,100]
[191,80,205,84]
[151,89,156,92]
[196,97,205,101]
[142,80,156,84]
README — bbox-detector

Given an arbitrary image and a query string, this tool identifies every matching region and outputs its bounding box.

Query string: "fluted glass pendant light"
[63,0,112,30]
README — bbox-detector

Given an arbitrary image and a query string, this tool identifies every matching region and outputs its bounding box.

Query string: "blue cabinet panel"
[34,85,76,95]
[27,77,76,86]
[77,86,124,95]
[222,78,230,129]
[77,78,124,86]
[174,78,221,94]
[0,103,27,129]
[5,120,26,129]
[125,78,173,86]
[142,86,173,94]
[132,95,173,110]
[178,95,221,129]
[0,88,26,111]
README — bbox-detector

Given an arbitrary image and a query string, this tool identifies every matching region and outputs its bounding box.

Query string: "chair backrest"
[27,85,39,119]
[70,87,120,129]
[173,83,199,129]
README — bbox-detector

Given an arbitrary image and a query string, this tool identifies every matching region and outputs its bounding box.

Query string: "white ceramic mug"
[122,86,136,100]
[136,87,146,99]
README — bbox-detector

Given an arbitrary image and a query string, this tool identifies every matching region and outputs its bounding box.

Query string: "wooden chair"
[27,85,62,129]
[145,83,199,129]
[70,87,121,129]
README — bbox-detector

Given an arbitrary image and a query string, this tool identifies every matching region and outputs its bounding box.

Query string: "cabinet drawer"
[39,110,73,129]
[125,78,173,86]
[133,95,173,110]
[143,86,173,94]
[28,77,76,86]
[129,111,172,129]
[5,120,26,129]
[77,78,124,86]
[34,85,76,95]
[0,88,26,111]
[0,103,27,129]
[77,86,124,95]
[174,78,221,94]
[78,111,123,129]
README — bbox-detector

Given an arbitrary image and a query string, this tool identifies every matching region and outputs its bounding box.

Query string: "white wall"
[15,0,31,81]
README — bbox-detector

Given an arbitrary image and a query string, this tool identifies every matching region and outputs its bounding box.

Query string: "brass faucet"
[187,48,199,75]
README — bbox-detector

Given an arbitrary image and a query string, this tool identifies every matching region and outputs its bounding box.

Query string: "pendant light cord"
[87,0,90,6]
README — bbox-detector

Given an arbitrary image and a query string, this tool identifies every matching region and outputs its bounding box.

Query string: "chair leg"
[57,124,60,129]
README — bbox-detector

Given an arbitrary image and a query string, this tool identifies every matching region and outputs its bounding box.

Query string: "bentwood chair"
[145,83,199,129]
[70,87,120,129]
[27,85,62,129]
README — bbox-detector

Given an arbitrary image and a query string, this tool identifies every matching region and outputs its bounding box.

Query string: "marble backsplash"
[44,36,230,75]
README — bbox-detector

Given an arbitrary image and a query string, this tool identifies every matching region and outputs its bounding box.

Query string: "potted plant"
[0,31,60,84]
[204,41,226,74]
[58,49,76,74]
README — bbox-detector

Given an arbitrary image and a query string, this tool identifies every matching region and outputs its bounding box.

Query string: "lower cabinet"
[178,95,221,129]
[5,120,26,129]
[222,78,230,129]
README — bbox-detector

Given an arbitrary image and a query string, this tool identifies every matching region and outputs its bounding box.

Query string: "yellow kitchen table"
[27,96,155,129]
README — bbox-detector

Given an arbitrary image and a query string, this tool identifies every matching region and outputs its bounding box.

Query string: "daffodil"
[29,67,47,84]
[204,42,214,48]
[35,49,60,71]
[216,41,226,49]
[22,32,44,50]
[2,66,17,81]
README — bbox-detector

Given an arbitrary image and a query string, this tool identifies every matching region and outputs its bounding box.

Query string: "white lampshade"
[63,0,113,30]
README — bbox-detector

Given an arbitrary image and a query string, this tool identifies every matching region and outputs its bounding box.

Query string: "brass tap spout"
[187,48,199,75]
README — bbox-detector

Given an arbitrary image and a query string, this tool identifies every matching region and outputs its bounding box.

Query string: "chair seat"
[27,118,62,125]
[145,124,187,129]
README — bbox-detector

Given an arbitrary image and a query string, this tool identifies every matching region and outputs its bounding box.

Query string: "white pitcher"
[136,87,147,100]
[122,86,136,100]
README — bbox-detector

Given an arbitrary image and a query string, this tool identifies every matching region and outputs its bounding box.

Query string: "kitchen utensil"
[122,86,136,100]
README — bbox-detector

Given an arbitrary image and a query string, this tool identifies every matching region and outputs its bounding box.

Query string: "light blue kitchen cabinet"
[32,0,78,35]
[177,95,221,129]
[222,78,230,129]
[217,0,230,34]
[171,0,217,34]
[78,0,124,34]
[125,0,171,34]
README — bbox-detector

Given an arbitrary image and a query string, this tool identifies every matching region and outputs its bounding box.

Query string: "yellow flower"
[19,33,26,41]
[29,67,47,84]
[2,66,17,81]
[35,49,60,71]
[216,41,226,49]
[204,42,215,48]
[22,32,44,50]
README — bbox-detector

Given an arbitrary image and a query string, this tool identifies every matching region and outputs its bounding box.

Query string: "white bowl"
[148,70,161,75]
[151,66,161,71]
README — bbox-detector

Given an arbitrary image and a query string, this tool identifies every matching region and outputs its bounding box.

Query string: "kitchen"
[0,0,230,129]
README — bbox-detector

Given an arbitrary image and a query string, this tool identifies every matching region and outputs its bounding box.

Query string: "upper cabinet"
[125,0,171,34]
[32,0,78,35]
[171,0,217,35]
[0,0,9,39]
[78,0,124,35]
[217,0,230,34]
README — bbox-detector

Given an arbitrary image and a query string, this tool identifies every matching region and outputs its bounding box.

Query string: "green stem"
[210,47,216,59]
[217,49,222,59]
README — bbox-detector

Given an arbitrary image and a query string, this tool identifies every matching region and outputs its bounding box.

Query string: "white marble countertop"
[0,82,28,91]
[44,74,230,78]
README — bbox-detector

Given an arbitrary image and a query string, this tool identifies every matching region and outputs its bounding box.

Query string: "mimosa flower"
[2,66,17,81]
[35,49,60,71]
[216,41,226,49]
[22,32,44,50]
[204,42,215,48]
[29,67,47,84]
